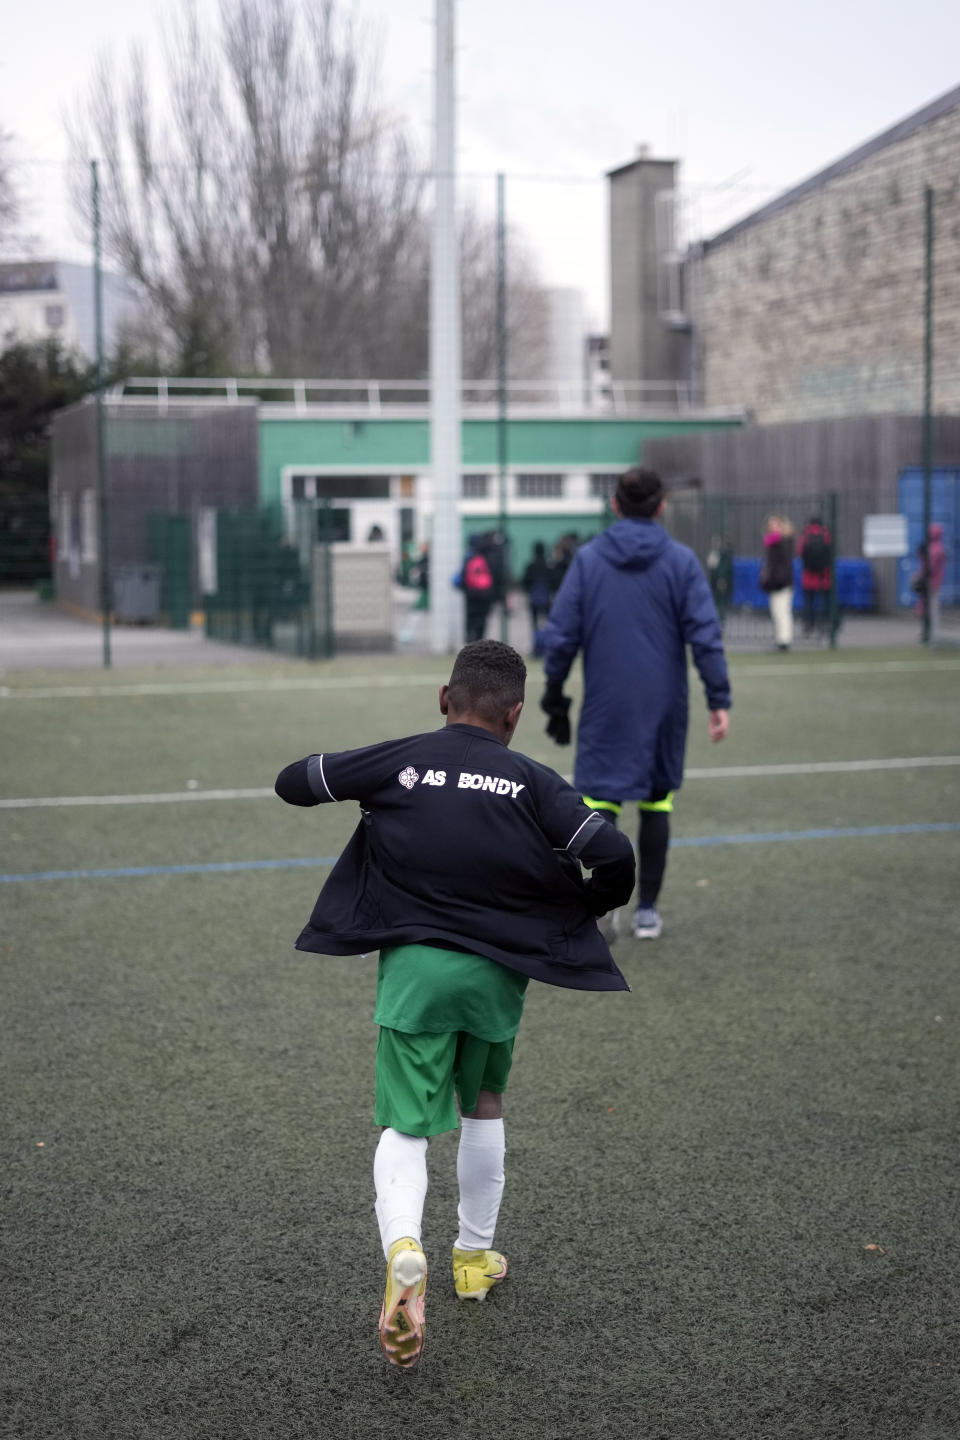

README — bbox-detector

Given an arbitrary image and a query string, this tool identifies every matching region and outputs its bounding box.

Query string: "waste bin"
[112,565,161,623]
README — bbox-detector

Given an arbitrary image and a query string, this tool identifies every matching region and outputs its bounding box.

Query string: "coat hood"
[593,518,672,571]
[928,523,944,542]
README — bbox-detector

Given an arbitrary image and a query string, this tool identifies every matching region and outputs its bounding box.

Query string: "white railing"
[110,375,713,414]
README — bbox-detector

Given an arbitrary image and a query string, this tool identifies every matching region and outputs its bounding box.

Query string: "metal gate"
[202,502,322,657]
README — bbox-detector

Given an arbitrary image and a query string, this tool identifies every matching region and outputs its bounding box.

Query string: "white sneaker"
[597,908,620,945]
[632,905,663,939]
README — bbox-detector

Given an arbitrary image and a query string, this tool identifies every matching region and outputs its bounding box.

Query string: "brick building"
[685,85,960,423]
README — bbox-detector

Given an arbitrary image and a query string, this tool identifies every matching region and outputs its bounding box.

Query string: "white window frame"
[58,491,73,556]
[655,190,687,323]
[589,473,620,500]
[461,473,490,499]
[515,473,565,500]
[80,488,98,563]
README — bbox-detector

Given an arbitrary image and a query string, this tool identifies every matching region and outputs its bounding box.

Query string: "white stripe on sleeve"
[565,813,599,854]
[318,754,337,801]
[307,753,338,801]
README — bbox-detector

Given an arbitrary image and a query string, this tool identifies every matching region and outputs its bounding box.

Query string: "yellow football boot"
[378,1238,428,1368]
[452,1246,508,1302]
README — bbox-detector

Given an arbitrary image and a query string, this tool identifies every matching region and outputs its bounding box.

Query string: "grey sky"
[4,0,959,326]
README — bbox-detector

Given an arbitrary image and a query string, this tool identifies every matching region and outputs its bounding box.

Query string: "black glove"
[581,875,620,916]
[540,682,571,746]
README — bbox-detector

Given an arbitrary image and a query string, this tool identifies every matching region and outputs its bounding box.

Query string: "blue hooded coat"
[542,518,732,799]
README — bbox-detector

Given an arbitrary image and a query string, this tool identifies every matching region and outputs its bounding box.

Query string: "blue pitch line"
[2,822,960,885]
[673,821,960,848]
[0,857,340,884]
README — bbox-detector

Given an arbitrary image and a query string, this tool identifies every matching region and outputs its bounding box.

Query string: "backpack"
[802,530,830,574]
[463,553,493,592]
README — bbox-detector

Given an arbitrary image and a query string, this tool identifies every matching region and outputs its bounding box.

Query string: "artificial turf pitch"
[2,649,959,1438]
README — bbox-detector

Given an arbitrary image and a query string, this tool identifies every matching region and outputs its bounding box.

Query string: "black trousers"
[590,796,671,908]
[465,595,492,642]
[803,588,828,631]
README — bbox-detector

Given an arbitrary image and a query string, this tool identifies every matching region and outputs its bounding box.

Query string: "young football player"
[275,639,635,1369]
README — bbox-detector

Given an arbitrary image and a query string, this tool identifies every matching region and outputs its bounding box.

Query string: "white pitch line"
[0,787,275,809]
[735,659,960,678]
[4,755,960,809]
[685,755,960,779]
[1,658,959,701]
[0,672,446,700]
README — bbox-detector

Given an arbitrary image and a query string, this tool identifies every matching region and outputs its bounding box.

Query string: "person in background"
[522,541,555,653]
[925,523,947,644]
[706,534,734,630]
[551,533,580,588]
[461,535,495,642]
[798,515,833,636]
[759,516,795,651]
[539,467,731,943]
[414,541,430,611]
[484,530,511,636]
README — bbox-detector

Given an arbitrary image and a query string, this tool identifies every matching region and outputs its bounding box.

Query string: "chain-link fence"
[664,491,843,648]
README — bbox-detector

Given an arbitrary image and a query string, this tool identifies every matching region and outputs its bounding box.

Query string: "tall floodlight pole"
[496,172,509,642]
[429,0,462,654]
[921,185,934,645]
[91,160,112,668]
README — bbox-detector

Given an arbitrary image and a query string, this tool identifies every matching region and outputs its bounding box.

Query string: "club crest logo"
[398,766,420,790]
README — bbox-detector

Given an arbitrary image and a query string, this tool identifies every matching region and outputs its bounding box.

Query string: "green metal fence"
[146,513,192,629]
[0,492,50,589]
[200,502,324,657]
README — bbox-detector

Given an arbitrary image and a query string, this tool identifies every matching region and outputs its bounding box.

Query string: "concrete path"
[0,591,277,672]
[394,586,927,656]
[0,586,937,673]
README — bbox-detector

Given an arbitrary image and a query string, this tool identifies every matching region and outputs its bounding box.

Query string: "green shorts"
[374,1027,516,1138]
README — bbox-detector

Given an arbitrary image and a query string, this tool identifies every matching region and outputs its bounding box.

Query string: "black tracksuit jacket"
[275,722,636,992]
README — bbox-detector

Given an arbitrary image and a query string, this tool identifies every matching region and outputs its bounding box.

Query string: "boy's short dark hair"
[446,639,527,722]
[615,467,666,519]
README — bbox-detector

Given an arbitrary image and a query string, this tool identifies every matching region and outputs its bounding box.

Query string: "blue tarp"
[732,557,875,611]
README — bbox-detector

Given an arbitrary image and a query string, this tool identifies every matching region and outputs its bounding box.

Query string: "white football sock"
[374,1128,429,1259]
[455,1117,506,1252]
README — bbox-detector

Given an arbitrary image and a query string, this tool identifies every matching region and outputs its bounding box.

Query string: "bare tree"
[68,0,551,381]
[68,0,427,376]
[0,129,20,247]
[330,203,551,383]
[458,205,550,384]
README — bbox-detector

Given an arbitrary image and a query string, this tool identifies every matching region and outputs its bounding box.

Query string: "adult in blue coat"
[540,467,731,940]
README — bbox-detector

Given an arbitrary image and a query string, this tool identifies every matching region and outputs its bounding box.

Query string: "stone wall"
[688,102,960,423]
